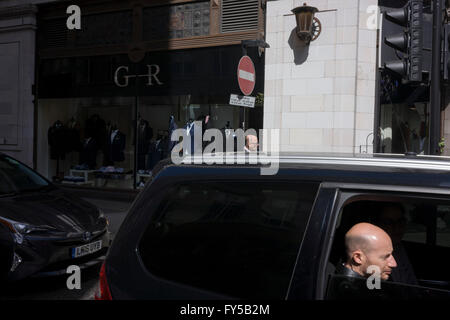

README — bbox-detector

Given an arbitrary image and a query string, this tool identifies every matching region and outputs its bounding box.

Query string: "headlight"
[13,223,33,234]
[0,217,58,235]
[13,223,56,234]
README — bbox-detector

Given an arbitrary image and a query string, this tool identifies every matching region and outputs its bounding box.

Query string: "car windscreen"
[0,156,49,195]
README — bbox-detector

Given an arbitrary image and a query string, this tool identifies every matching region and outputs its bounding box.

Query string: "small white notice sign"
[229,94,256,108]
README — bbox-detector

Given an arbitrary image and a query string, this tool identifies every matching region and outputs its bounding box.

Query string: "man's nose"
[389,255,397,268]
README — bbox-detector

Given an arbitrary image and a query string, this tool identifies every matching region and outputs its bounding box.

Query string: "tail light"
[95,262,112,300]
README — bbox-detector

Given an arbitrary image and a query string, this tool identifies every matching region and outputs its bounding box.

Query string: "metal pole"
[430,0,443,155]
[134,63,138,189]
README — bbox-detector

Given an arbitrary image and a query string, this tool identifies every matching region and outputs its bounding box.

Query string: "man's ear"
[352,250,364,265]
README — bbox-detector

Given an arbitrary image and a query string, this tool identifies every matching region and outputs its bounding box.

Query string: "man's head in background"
[374,203,407,245]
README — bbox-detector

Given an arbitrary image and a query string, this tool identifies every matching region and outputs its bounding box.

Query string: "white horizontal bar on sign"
[239,69,255,82]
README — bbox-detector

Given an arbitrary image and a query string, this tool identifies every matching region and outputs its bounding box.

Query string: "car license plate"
[71,240,102,258]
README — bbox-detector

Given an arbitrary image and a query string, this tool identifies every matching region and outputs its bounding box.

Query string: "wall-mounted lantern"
[292,3,322,44]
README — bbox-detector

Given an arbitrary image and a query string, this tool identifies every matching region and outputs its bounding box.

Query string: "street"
[0,198,131,300]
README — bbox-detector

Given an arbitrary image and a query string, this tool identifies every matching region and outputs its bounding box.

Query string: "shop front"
[36,45,264,190]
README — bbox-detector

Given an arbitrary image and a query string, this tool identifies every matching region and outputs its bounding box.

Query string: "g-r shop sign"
[114,65,164,87]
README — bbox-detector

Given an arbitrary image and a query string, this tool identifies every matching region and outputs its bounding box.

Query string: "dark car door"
[106,166,321,299]
[286,184,339,300]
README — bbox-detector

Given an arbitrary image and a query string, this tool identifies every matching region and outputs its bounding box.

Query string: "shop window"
[38,97,136,190]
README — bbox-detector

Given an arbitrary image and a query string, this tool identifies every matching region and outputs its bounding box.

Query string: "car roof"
[150,152,450,190]
[176,152,450,171]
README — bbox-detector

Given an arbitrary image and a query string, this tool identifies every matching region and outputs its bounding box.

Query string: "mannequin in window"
[147,133,165,171]
[48,120,69,160]
[85,114,107,165]
[167,115,178,154]
[79,136,98,170]
[136,116,153,170]
[66,117,82,153]
[106,123,126,165]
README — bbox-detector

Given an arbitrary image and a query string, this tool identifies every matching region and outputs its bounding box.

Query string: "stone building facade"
[264,0,379,153]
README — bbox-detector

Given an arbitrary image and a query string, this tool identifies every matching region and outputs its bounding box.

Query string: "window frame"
[135,177,320,299]
[315,182,450,300]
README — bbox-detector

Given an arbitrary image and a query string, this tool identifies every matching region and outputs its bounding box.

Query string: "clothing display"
[94,166,132,181]
[62,176,86,183]
[86,114,107,149]
[147,138,165,171]
[135,117,153,170]
[79,137,98,170]
[137,118,153,155]
[168,115,178,153]
[66,118,82,153]
[137,169,152,175]
[73,164,91,170]
[87,115,108,165]
[107,129,126,163]
[48,120,69,160]
[97,166,125,173]
[44,108,228,191]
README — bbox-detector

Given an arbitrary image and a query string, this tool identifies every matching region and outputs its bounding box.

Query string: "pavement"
[0,197,132,300]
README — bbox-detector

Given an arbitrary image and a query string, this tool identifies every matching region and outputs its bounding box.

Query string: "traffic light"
[381,0,424,83]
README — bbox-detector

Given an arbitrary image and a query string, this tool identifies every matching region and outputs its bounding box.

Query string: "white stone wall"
[264,0,378,154]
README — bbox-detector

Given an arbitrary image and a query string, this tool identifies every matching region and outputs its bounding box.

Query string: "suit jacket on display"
[66,119,82,153]
[109,131,126,163]
[168,116,178,153]
[48,121,69,160]
[79,137,98,169]
[86,115,107,149]
[147,139,164,171]
[137,119,153,155]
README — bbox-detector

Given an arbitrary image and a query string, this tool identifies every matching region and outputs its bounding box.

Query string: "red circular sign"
[237,55,256,96]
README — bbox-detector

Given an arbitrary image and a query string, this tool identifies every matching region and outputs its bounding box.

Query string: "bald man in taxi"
[336,223,398,281]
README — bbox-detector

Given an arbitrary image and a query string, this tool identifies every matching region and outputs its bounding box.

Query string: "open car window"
[325,195,450,300]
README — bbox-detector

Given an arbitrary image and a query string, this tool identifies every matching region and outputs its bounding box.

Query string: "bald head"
[343,223,397,280]
[245,135,258,151]
[345,223,391,256]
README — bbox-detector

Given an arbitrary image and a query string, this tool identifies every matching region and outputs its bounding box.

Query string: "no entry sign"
[237,55,255,96]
